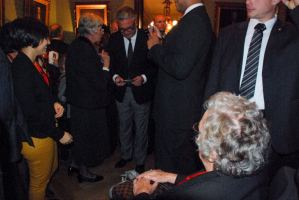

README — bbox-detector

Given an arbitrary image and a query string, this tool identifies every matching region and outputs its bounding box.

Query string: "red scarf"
[176,171,208,185]
[10,52,49,85]
[34,60,49,86]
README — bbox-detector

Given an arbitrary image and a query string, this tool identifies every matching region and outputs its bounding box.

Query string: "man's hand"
[115,76,126,86]
[147,26,161,50]
[132,75,144,86]
[59,132,73,145]
[136,169,178,184]
[133,177,158,196]
[282,0,299,9]
[54,102,64,118]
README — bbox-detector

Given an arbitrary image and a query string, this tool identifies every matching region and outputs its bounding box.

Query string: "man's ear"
[89,29,94,37]
[209,150,217,163]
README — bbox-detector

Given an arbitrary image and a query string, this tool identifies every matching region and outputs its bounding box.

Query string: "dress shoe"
[78,174,104,183]
[135,165,145,174]
[114,158,133,168]
[68,166,79,176]
[46,188,55,197]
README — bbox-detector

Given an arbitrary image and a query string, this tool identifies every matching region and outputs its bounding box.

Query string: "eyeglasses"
[119,23,135,33]
[193,122,200,134]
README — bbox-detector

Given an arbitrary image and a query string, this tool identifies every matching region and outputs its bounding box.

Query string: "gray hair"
[115,6,135,22]
[196,92,270,178]
[78,13,103,37]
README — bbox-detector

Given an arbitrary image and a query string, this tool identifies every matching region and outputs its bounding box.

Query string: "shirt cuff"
[103,67,109,72]
[113,74,119,82]
[141,74,147,84]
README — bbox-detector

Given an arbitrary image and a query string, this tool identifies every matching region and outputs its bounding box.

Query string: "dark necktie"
[240,23,266,99]
[127,38,133,65]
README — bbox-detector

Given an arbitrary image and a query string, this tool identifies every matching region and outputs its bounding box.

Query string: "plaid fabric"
[111,180,173,200]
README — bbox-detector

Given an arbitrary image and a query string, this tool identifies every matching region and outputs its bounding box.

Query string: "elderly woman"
[65,13,110,183]
[133,92,270,200]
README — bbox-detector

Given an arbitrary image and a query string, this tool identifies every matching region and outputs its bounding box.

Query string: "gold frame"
[24,0,50,25]
[74,2,111,29]
[0,0,4,26]
[213,2,247,36]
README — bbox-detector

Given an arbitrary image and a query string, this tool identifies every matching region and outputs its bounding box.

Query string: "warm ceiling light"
[172,20,177,26]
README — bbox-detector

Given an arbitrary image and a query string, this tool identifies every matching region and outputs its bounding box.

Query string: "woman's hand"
[59,132,73,145]
[54,102,64,118]
[101,50,110,68]
[133,177,158,196]
[136,169,178,184]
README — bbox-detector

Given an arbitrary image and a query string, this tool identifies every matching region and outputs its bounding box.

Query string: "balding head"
[50,24,63,40]
[111,21,118,34]
[154,15,166,34]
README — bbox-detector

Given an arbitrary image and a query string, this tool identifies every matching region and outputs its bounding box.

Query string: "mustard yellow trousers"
[22,137,58,200]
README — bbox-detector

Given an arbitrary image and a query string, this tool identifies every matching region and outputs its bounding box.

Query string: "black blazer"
[134,171,267,200]
[65,36,110,109]
[148,6,214,137]
[204,7,299,154]
[107,29,155,105]
[11,51,64,141]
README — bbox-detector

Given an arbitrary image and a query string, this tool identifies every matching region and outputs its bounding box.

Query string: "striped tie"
[240,23,266,99]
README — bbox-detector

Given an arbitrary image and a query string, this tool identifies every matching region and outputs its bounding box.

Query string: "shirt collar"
[183,3,203,17]
[249,15,277,32]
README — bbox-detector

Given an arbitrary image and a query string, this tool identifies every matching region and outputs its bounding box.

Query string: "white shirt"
[113,28,147,83]
[123,28,137,56]
[183,3,203,17]
[239,16,277,109]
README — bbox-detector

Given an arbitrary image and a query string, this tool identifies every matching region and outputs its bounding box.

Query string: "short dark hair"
[11,17,49,51]
[50,24,63,38]
[0,22,15,53]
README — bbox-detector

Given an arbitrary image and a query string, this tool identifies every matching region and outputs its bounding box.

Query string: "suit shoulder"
[219,21,248,37]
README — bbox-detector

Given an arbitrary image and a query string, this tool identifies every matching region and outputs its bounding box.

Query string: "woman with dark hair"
[132,92,270,200]
[66,13,110,183]
[10,17,73,200]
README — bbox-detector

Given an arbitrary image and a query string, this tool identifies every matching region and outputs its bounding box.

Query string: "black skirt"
[70,105,110,167]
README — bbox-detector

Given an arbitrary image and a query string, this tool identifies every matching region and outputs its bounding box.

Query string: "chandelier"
[162,0,177,32]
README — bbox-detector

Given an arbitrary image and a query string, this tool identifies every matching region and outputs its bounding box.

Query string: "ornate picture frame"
[0,0,4,26]
[74,2,111,29]
[213,2,247,36]
[24,0,50,25]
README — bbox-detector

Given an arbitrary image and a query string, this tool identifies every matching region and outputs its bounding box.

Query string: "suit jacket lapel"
[235,21,249,81]
[263,19,284,76]
[118,34,128,68]
[130,29,142,68]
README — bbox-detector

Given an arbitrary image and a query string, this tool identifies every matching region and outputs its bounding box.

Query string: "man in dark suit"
[47,24,69,98]
[108,6,155,174]
[204,0,299,179]
[153,15,167,40]
[147,0,214,174]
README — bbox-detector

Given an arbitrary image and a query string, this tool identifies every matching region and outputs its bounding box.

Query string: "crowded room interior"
[1,0,299,199]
